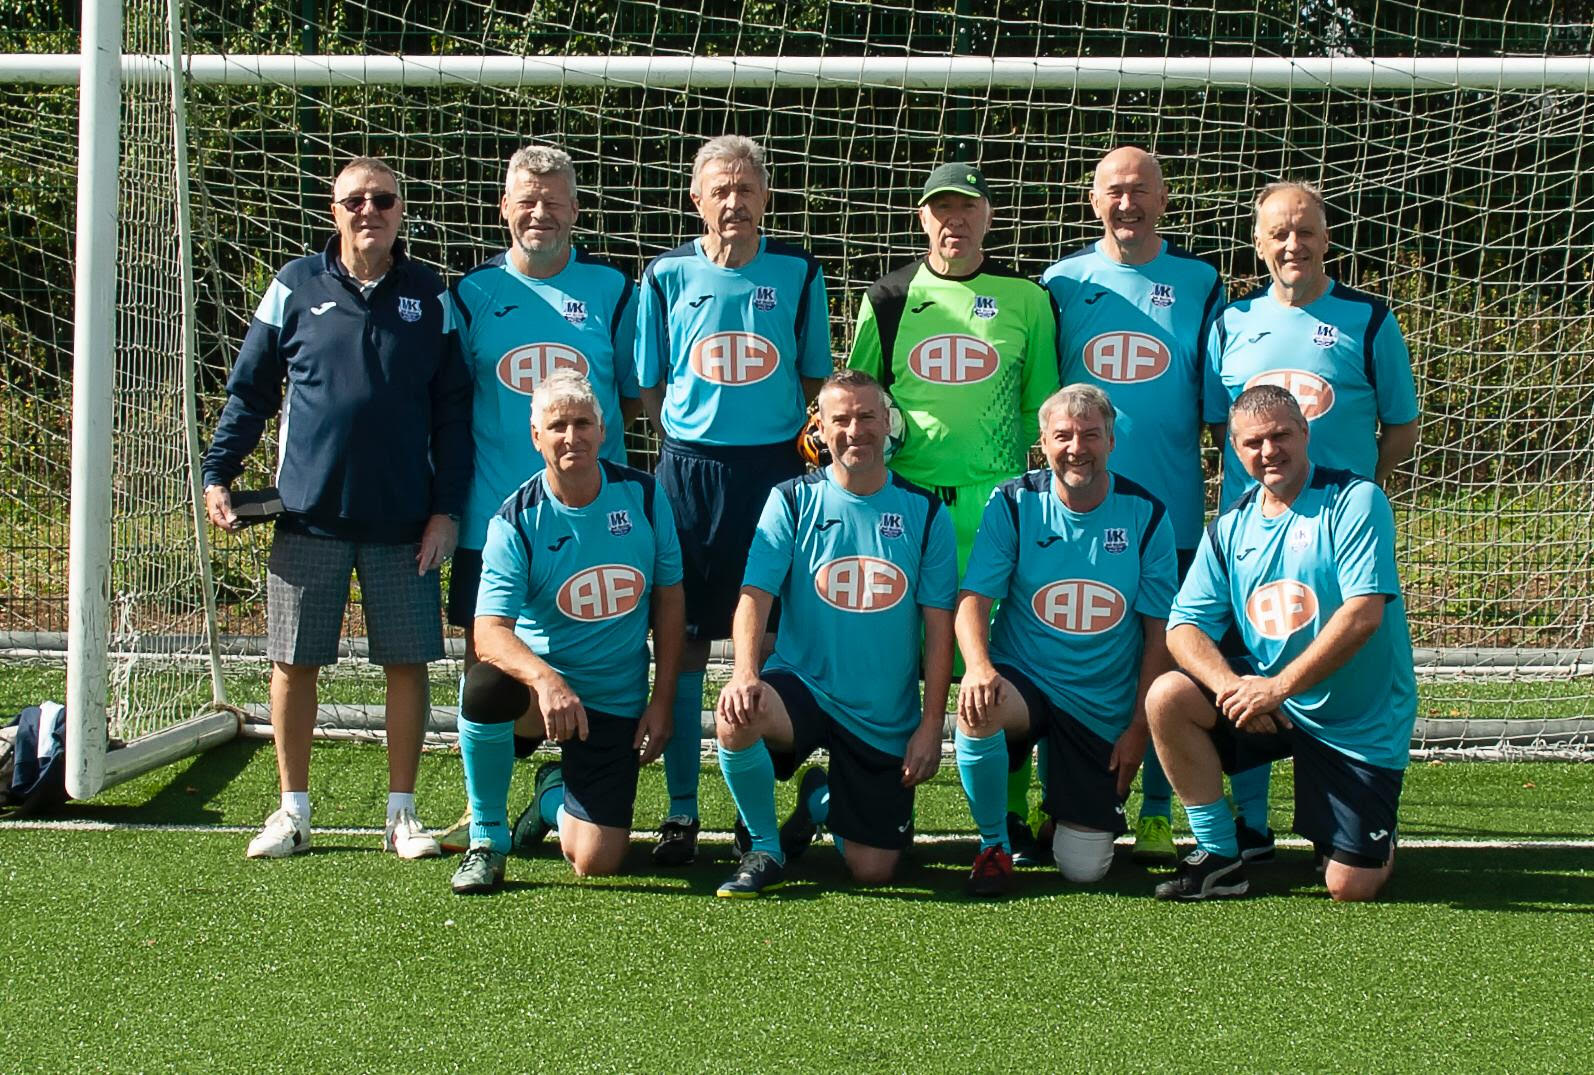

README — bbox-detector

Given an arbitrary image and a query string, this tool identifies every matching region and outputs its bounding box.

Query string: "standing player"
[1042,146,1224,865]
[847,162,1059,849]
[202,156,469,861]
[442,145,640,851]
[1204,181,1419,855]
[450,371,685,894]
[1146,385,1415,902]
[636,135,833,865]
[714,370,957,897]
[954,385,1176,895]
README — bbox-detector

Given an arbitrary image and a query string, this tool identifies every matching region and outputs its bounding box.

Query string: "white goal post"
[13,4,1592,799]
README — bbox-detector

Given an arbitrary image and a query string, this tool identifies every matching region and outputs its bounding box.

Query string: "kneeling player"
[1146,385,1415,902]
[714,370,957,897]
[451,371,685,894]
[954,385,1176,896]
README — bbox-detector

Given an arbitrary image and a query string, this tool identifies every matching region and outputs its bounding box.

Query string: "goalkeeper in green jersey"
[847,162,1060,851]
[847,163,1058,566]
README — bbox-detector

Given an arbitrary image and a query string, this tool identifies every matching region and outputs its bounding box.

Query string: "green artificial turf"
[2,742,1591,1072]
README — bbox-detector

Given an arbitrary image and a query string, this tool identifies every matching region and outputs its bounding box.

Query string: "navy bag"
[1,702,71,814]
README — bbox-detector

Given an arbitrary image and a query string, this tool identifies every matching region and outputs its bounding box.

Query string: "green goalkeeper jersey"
[848,257,1059,490]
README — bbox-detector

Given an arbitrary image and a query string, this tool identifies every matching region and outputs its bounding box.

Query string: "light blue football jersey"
[1204,281,1419,510]
[453,250,639,550]
[636,236,833,445]
[476,461,683,716]
[1043,240,1224,550]
[742,468,958,755]
[1168,465,1417,770]
[961,470,1178,742]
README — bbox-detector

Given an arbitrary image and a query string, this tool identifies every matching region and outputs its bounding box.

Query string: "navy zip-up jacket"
[202,236,472,544]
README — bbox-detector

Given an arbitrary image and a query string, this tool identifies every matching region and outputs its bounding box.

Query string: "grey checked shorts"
[266,529,444,666]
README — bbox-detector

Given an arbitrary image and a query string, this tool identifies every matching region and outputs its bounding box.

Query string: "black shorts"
[657,437,801,641]
[996,663,1129,835]
[446,546,484,629]
[553,709,641,830]
[1185,668,1404,866]
[762,669,915,851]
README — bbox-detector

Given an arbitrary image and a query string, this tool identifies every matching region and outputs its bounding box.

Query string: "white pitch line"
[0,819,1590,851]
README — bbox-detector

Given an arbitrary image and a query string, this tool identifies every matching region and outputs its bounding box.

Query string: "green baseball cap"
[919,162,991,205]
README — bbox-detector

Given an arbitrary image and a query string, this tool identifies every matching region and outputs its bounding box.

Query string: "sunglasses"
[335,192,399,212]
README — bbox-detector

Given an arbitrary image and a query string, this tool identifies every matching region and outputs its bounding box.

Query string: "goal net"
[1,0,1591,791]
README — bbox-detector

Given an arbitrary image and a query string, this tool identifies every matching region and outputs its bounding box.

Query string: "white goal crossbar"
[6,54,1594,90]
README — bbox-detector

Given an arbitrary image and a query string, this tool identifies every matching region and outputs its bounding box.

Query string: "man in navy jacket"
[202,156,471,861]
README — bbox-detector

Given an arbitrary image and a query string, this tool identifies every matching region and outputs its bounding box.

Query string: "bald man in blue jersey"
[1147,385,1415,902]
[1043,146,1225,865]
[713,369,957,897]
[637,135,834,865]
[1203,181,1419,857]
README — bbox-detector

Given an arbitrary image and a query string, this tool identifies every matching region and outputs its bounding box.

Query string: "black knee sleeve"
[461,662,531,725]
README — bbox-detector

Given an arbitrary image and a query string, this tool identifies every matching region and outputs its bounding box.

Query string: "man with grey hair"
[440,145,643,849]
[952,383,1177,896]
[203,155,470,861]
[636,134,833,866]
[1146,383,1414,902]
[1041,145,1226,865]
[1201,179,1420,858]
[450,369,686,894]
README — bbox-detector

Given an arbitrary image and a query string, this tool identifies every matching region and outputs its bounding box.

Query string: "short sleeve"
[1201,315,1230,425]
[1166,524,1234,641]
[740,486,796,596]
[476,511,531,620]
[1332,481,1400,601]
[612,280,641,398]
[636,269,668,390]
[1371,313,1419,425]
[1134,506,1178,620]
[797,261,834,378]
[915,501,959,610]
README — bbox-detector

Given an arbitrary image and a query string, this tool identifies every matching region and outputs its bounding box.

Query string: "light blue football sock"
[538,781,563,834]
[718,741,782,861]
[832,834,846,859]
[1230,763,1272,832]
[458,716,513,852]
[805,782,830,826]
[663,670,706,819]
[955,728,1011,852]
[1186,798,1239,858]
[1139,743,1173,819]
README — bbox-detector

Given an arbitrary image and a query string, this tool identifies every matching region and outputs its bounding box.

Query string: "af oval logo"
[1244,368,1336,420]
[1031,579,1127,635]
[814,556,909,613]
[690,332,780,385]
[497,343,589,396]
[556,564,646,622]
[907,334,1000,384]
[1245,580,1319,640]
[1084,332,1171,383]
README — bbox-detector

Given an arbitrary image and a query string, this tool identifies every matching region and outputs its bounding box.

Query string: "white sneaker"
[383,806,442,859]
[246,808,310,859]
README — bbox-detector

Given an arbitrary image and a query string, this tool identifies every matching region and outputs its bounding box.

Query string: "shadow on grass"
[1242,846,1594,910]
[57,739,264,826]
